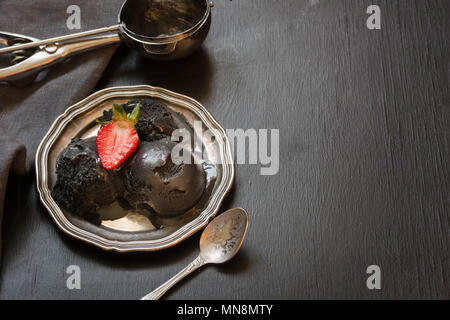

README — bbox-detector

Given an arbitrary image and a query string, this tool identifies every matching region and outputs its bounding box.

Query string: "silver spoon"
[141,208,249,300]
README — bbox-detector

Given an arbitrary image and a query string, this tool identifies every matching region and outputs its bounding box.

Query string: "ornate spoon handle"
[141,255,206,300]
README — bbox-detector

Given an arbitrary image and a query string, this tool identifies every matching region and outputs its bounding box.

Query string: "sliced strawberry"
[96,103,140,170]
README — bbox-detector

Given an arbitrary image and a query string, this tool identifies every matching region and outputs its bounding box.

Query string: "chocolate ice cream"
[123,139,206,217]
[52,98,206,222]
[51,137,123,218]
[97,98,185,142]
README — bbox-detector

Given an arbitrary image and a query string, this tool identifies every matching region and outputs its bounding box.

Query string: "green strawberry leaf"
[96,119,111,125]
[127,103,141,126]
[112,103,127,121]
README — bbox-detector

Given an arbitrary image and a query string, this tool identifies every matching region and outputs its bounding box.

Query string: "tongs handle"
[0,25,120,56]
[0,33,121,84]
[0,31,40,46]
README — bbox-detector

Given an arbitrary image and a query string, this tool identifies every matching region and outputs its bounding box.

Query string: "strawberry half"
[96,103,141,170]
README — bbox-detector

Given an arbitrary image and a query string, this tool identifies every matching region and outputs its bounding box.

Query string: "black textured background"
[0,0,449,299]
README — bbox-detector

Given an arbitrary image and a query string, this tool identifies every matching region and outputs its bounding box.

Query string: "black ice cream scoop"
[51,137,123,221]
[123,139,206,217]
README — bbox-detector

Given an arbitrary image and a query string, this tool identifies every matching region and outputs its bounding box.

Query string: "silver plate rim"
[35,85,235,252]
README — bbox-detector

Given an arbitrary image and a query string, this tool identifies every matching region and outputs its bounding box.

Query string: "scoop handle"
[0,34,121,85]
[0,25,120,55]
[140,255,206,300]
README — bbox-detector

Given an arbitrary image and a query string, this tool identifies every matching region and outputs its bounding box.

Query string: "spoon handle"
[141,255,206,300]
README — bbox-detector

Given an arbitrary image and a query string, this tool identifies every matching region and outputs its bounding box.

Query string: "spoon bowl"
[199,208,249,264]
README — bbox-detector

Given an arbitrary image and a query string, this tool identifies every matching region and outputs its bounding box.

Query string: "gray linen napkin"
[0,0,124,263]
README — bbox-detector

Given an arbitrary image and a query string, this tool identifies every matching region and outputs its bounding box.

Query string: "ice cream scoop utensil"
[0,0,214,84]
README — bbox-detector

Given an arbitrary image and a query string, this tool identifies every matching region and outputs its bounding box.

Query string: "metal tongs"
[0,29,120,85]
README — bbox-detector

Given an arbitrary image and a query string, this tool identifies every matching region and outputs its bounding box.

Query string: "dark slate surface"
[0,0,449,299]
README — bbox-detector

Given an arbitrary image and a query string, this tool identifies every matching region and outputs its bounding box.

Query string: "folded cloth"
[0,0,123,265]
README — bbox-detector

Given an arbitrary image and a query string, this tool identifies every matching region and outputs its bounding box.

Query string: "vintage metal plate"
[35,85,234,252]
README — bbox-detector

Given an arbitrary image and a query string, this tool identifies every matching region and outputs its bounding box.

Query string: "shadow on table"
[57,224,202,271]
[96,44,214,103]
[160,248,251,300]
[215,247,251,274]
